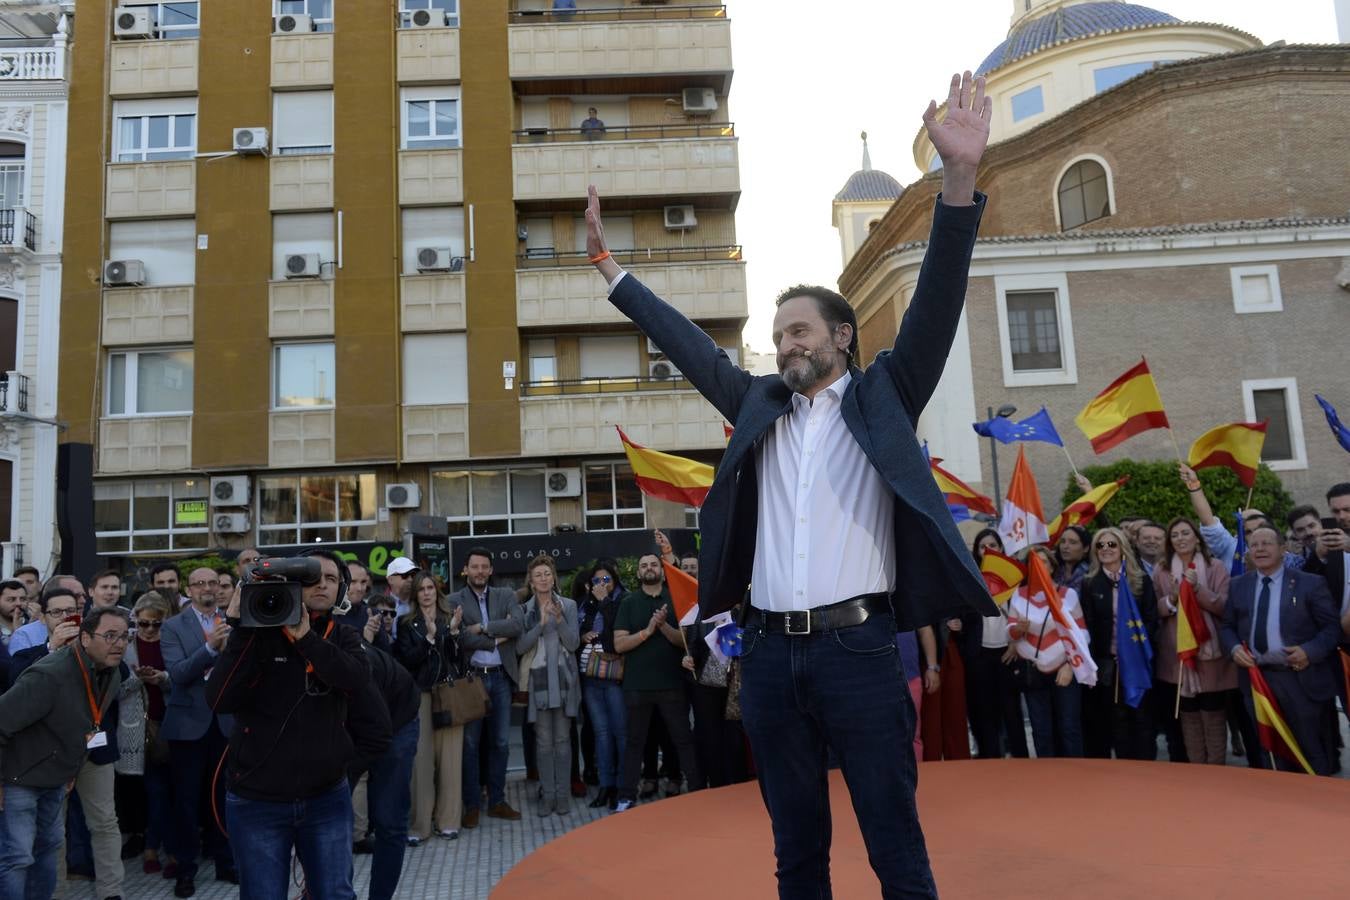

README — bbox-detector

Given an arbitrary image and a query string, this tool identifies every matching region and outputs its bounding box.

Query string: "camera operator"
[207,550,379,900]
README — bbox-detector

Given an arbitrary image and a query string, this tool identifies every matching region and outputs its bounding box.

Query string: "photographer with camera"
[207,550,379,900]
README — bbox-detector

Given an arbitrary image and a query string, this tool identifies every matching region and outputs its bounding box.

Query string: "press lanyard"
[76,649,105,731]
[283,618,335,674]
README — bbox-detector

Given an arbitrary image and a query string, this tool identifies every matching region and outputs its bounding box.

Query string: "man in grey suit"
[452,547,524,827]
[584,73,997,898]
[161,567,236,896]
[1221,524,1343,775]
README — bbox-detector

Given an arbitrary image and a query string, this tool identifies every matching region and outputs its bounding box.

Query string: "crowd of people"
[1,461,1347,898]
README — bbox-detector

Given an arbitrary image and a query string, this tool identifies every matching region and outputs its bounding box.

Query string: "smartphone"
[63,613,81,627]
[1321,517,1340,532]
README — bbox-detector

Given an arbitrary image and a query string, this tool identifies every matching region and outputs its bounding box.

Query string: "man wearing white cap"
[385,558,417,625]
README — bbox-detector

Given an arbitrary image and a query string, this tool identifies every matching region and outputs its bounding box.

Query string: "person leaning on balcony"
[580,107,606,140]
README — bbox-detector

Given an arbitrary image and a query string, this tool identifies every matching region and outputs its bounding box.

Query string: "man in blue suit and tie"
[584,73,997,898]
[161,567,237,896]
[1220,524,1343,775]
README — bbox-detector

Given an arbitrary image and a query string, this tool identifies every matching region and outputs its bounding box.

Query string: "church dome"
[977,2,1181,75]
[835,168,901,203]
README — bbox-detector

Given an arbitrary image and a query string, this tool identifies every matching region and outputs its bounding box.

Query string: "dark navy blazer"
[1219,566,1342,702]
[608,195,998,629]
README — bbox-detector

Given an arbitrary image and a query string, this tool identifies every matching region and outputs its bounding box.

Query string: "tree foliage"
[1060,459,1294,529]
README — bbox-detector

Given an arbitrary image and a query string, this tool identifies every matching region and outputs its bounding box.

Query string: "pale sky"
[730,0,1342,352]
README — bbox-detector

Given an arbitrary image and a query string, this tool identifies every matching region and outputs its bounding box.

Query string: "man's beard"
[779,348,835,393]
[639,571,662,585]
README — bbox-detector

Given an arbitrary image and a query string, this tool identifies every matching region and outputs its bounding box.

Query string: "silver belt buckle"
[785,609,811,635]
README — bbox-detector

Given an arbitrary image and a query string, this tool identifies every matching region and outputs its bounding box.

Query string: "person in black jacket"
[1081,526,1160,760]
[575,559,626,810]
[345,642,418,900]
[393,571,463,843]
[207,550,376,900]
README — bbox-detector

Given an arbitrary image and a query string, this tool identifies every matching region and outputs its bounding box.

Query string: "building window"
[273,91,334,156]
[430,469,548,537]
[94,478,209,554]
[124,2,201,39]
[584,463,645,531]
[1009,85,1044,123]
[528,339,556,383]
[994,272,1076,388]
[401,0,458,26]
[401,207,465,275]
[1242,378,1307,470]
[0,142,24,211]
[106,349,193,416]
[403,334,467,405]
[114,100,197,162]
[108,218,197,286]
[275,0,333,32]
[1093,61,1160,93]
[1230,264,1283,314]
[273,342,335,409]
[258,473,377,545]
[1057,158,1111,230]
[402,88,461,150]
[272,212,334,281]
[579,335,639,379]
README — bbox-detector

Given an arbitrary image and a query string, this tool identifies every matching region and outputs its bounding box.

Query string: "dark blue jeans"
[357,716,418,900]
[1024,679,1084,758]
[64,788,91,873]
[224,780,354,900]
[581,676,627,788]
[462,668,512,810]
[738,611,936,900]
[0,783,64,900]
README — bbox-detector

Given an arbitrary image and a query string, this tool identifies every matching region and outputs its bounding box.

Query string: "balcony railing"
[518,244,741,268]
[513,122,734,144]
[521,375,691,397]
[0,209,36,251]
[0,372,31,415]
[508,4,726,23]
[0,46,65,80]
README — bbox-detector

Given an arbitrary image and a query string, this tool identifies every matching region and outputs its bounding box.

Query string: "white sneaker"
[613,799,634,812]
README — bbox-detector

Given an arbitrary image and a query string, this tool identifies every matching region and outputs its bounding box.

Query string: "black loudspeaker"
[56,442,97,584]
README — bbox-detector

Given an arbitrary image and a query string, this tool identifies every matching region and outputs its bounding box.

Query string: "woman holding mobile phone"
[117,591,175,874]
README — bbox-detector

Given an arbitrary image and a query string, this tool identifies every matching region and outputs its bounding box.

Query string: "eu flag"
[1314,394,1350,453]
[1231,508,1246,577]
[1115,573,1153,709]
[972,407,1065,447]
[715,622,742,658]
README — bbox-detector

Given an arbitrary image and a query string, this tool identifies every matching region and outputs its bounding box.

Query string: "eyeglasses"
[1094,540,1119,550]
[375,609,396,618]
[46,607,78,618]
[189,579,219,588]
[590,576,612,585]
[134,620,162,630]
[94,631,131,645]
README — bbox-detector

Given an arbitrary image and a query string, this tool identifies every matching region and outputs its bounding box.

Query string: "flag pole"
[1174,670,1182,719]
[1061,445,1081,480]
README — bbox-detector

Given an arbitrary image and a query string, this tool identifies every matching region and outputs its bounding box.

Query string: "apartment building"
[57,0,744,570]
[0,2,68,578]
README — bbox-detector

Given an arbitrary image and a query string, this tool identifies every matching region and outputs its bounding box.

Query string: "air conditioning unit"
[210,476,251,508]
[233,127,269,155]
[415,247,457,273]
[649,359,682,380]
[213,512,251,534]
[285,253,322,279]
[646,337,665,356]
[544,467,582,498]
[682,87,717,114]
[113,7,154,38]
[103,259,146,286]
[405,8,447,27]
[274,13,314,34]
[385,483,422,509]
[663,205,697,230]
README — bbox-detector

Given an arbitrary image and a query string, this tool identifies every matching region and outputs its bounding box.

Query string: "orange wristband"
[589,251,611,264]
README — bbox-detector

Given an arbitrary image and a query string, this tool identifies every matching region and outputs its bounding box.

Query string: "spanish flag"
[1175,566,1211,670]
[980,550,1024,606]
[929,456,997,517]
[1187,422,1268,488]
[1074,359,1170,454]
[616,427,714,508]
[1047,477,1129,543]
[662,560,700,627]
[1247,653,1316,775]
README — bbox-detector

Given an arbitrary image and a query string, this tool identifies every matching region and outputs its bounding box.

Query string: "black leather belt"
[749,593,892,635]
[469,664,501,674]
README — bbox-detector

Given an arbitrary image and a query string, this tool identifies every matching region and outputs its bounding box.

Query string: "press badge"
[86,731,108,750]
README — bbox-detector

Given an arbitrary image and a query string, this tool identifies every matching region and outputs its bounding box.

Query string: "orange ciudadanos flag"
[662,560,700,627]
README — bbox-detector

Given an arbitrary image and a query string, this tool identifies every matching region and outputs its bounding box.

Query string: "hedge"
[1060,459,1294,529]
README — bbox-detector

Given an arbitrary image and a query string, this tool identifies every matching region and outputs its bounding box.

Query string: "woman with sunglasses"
[116,590,175,875]
[395,571,464,843]
[1081,527,1159,759]
[1151,515,1234,764]
[576,559,627,810]
[1007,545,1085,758]
[964,528,1030,759]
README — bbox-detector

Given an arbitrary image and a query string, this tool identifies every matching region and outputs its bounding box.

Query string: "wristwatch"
[927,664,941,673]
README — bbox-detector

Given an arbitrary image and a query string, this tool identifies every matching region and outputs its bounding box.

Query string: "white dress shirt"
[751,371,895,611]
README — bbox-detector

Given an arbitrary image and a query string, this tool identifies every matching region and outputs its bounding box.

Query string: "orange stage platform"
[495,759,1350,899]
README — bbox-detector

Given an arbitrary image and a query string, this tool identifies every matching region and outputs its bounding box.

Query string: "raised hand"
[585,185,622,282]
[922,71,992,171]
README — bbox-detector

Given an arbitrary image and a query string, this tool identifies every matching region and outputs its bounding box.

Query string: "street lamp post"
[986,404,1018,514]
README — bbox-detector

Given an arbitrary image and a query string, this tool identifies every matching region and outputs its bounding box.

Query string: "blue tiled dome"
[977,2,1181,75]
